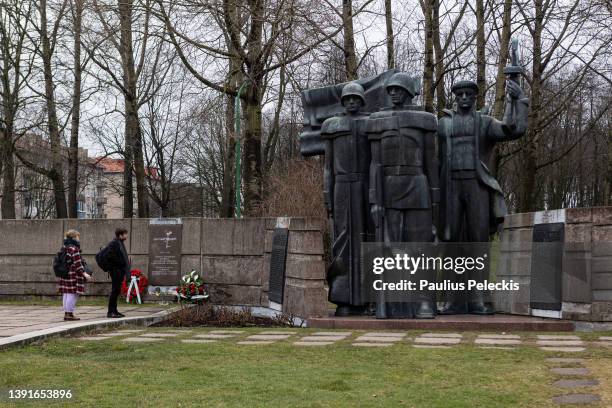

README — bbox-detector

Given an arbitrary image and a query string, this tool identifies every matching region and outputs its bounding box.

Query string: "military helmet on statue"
[386,72,415,96]
[340,82,366,105]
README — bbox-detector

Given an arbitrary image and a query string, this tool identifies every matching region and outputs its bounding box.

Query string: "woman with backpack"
[57,229,92,321]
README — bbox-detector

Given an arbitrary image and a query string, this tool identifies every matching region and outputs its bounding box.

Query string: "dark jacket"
[108,238,130,281]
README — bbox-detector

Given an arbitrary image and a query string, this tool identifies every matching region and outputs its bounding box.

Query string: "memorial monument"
[299,39,529,319]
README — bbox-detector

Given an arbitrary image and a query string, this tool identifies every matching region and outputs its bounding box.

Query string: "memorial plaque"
[148,222,183,286]
[530,222,564,311]
[268,228,289,304]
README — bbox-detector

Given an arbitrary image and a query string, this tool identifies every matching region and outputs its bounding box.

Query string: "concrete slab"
[139,333,179,338]
[352,342,392,347]
[355,336,402,342]
[599,336,612,341]
[194,334,237,339]
[246,334,291,340]
[553,379,599,388]
[536,340,584,346]
[421,333,462,338]
[550,367,590,376]
[477,334,521,340]
[208,330,246,334]
[123,337,165,342]
[477,346,515,350]
[537,335,580,340]
[77,336,112,341]
[551,394,600,404]
[362,332,406,337]
[311,332,352,336]
[413,345,451,349]
[294,341,335,346]
[474,339,521,345]
[414,337,461,345]
[540,347,585,352]
[181,339,217,344]
[258,331,298,335]
[237,341,275,345]
[299,336,345,342]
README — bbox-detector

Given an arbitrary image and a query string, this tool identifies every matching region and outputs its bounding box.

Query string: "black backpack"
[53,247,71,278]
[95,242,115,272]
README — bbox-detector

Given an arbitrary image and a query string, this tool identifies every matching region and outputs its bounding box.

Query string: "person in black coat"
[106,227,131,318]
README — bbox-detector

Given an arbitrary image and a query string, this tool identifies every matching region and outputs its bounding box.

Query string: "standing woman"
[58,230,92,321]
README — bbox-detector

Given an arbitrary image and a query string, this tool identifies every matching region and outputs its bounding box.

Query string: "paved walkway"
[0,305,173,348]
[75,328,612,353]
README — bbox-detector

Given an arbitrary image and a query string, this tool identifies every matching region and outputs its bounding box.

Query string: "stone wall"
[0,217,328,318]
[495,207,612,321]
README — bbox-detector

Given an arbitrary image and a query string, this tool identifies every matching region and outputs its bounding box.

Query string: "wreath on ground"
[176,270,209,304]
[121,269,149,303]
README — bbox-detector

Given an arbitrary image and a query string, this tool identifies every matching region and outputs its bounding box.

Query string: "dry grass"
[584,355,612,407]
[152,303,297,327]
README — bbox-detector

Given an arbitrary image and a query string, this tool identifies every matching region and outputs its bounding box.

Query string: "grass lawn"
[4,328,610,408]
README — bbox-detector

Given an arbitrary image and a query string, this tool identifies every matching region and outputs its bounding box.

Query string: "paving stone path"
[547,357,602,406]
[537,334,586,353]
[72,329,612,356]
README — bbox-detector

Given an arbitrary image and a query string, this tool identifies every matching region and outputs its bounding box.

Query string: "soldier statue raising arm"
[437,39,529,315]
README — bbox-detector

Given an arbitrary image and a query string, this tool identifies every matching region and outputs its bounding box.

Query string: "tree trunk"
[422,0,435,113]
[342,0,358,80]
[118,0,144,218]
[219,31,242,217]
[242,83,263,215]
[518,0,543,212]
[40,0,68,219]
[489,0,512,177]
[384,0,394,69]
[0,134,16,219]
[475,0,486,110]
[432,0,445,116]
[68,0,83,219]
[492,0,512,119]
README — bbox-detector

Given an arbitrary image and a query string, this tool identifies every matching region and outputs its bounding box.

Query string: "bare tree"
[0,0,36,219]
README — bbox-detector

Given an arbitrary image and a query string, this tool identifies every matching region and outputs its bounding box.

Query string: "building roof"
[96,157,159,179]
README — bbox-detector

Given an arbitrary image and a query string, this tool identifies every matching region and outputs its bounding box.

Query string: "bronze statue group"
[319,67,529,319]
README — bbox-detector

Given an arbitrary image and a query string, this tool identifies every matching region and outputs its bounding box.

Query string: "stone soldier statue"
[322,82,372,316]
[367,73,439,319]
[437,67,529,314]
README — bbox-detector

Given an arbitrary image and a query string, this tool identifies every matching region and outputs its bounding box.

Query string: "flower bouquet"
[121,269,149,303]
[176,270,209,304]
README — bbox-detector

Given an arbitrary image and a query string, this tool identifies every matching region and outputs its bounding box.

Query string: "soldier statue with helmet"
[367,72,439,319]
[321,82,372,316]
